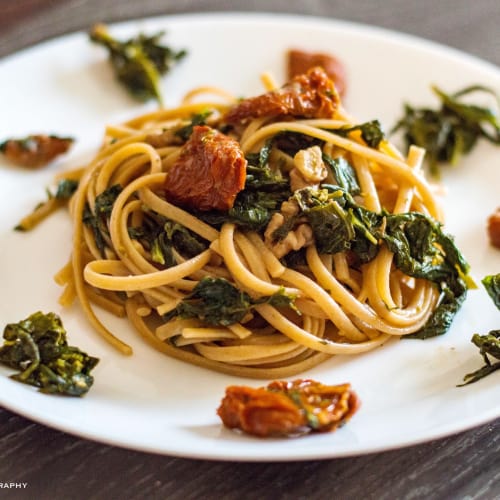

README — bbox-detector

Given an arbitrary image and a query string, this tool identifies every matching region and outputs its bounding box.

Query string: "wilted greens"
[322,155,361,195]
[129,209,208,267]
[458,273,500,386]
[192,130,471,340]
[459,330,500,386]
[163,277,295,326]
[15,178,79,231]
[73,127,470,342]
[482,273,500,310]
[269,131,324,158]
[381,211,470,339]
[271,184,470,338]
[197,153,291,231]
[0,312,99,396]
[294,186,376,256]
[83,184,122,256]
[392,85,500,176]
[175,110,213,141]
[335,119,386,148]
[89,23,187,105]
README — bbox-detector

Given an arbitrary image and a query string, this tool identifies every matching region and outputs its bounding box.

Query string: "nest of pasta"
[55,67,469,378]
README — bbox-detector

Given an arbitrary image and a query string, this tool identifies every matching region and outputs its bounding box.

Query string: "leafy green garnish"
[197,154,291,231]
[0,312,99,396]
[322,154,361,195]
[89,23,187,105]
[482,273,500,310]
[14,178,79,231]
[287,185,378,260]
[129,210,208,267]
[335,120,386,148]
[382,212,467,282]
[458,274,500,385]
[198,134,362,233]
[175,110,213,141]
[392,85,500,176]
[54,178,79,199]
[83,184,122,256]
[271,131,324,157]
[163,277,295,326]
[273,184,470,338]
[459,330,500,386]
[379,211,469,339]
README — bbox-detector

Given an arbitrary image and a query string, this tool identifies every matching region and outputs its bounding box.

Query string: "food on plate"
[163,125,247,211]
[0,312,99,396]
[164,277,294,326]
[15,178,78,231]
[458,330,500,386]
[0,134,73,168]
[487,208,500,249]
[287,48,347,97]
[89,23,187,105]
[52,66,471,377]
[458,274,499,386]
[217,378,359,437]
[225,66,340,124]
[392,85,500,176]
[482,273,500,310]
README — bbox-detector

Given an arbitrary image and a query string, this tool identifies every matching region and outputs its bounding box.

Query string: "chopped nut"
[264,215,313,259]
[293,145,327,182]
[289,146,328,192]
[281,199,300,217]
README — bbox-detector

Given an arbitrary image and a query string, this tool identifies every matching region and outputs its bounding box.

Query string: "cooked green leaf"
[272,131,324,157]
[54,178,79,199]
[322,155,361,195]
[381,212,469,339]
[335,120,385,148]
[89,23,187,104]
[129,210,208,266]
[382,212,468,281]
[197,158,291,231]
[482,273,500,310]
[163,277,295,326]
[175,110,212,141]
[392,84,500,176]
[289,185,379,260]
[14,178,79,232]
[459,330,500,386]
[83,184,122,256]
[272,184,470,338]
[0,312,99,396]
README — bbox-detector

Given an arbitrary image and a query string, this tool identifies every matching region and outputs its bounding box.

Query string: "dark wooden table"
[1,1,499,499]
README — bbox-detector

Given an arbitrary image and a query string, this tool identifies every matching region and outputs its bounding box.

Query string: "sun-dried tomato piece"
[163,125,247,211]
[224,67,340,125]
[287,49,347,97]
[487,208,500,249]
[217,385,305,437]
[217,379,360,437]
[0,134,74,168]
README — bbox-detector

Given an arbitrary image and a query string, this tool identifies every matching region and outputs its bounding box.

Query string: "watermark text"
[0,483,28,489]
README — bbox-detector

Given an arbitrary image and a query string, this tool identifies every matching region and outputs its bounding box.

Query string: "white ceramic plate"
[0,13,499,461]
